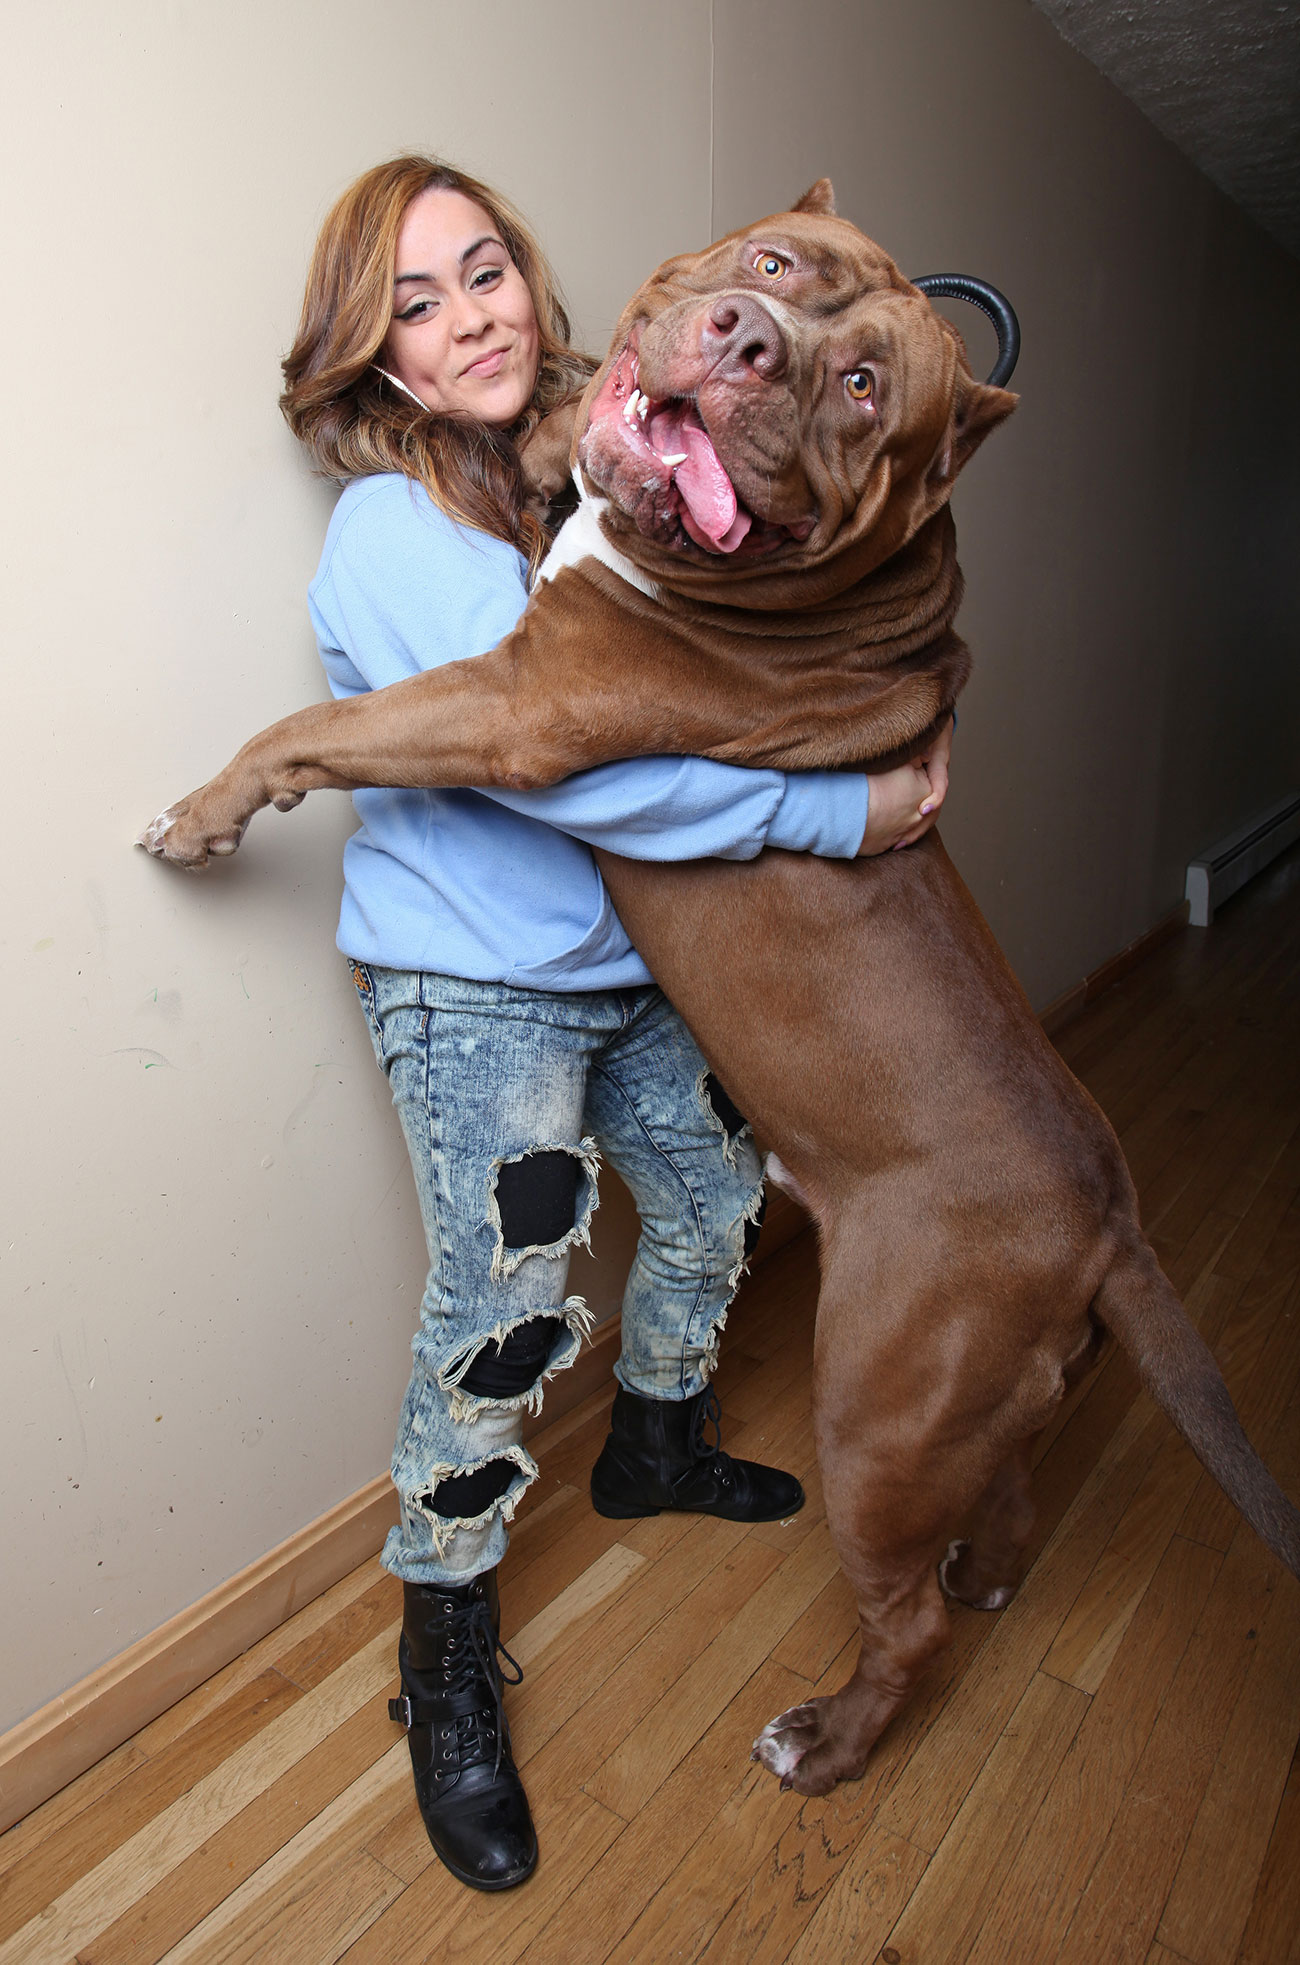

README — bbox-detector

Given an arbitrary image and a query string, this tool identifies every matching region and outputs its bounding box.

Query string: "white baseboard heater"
[1185,791,1300,926]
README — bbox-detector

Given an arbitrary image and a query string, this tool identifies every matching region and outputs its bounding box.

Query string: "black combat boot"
[388,1571,537,1891]
[590,1384,805,1522]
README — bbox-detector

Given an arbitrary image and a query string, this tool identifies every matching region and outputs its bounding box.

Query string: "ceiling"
[1031,0,1300,259]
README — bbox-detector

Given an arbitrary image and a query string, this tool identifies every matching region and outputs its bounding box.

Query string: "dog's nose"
[702,295,789,382]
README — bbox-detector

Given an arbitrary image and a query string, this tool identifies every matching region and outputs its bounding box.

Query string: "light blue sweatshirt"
[308,474,869,988]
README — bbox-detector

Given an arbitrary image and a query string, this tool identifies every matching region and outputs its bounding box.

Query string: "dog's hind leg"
[753,1270,1010,1795]
[938,1440,1037,1611]
[752,1443,958,1795]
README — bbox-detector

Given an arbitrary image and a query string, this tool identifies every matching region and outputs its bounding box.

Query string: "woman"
[280,156,949,1892]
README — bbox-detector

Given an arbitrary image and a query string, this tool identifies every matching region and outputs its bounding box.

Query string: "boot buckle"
[388,1694,414,1731]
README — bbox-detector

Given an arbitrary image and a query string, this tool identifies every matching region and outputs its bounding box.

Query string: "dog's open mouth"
[621,380,753,552]
[581,340,812,556]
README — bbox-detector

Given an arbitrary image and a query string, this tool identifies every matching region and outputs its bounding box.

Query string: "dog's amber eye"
[845,370,874,401]
[754,253,789,280]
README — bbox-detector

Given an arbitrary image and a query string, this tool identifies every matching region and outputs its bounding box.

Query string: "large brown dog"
[141,184,1300,1796]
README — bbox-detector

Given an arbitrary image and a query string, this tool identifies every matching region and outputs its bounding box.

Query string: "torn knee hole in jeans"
[699,1070,753,1170]
[407,1444,538,1559]
[487,1139,601,1281]
[438,1299,596,1422]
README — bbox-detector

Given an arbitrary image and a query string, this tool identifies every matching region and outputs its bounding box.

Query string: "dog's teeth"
[660,452,687,467]
[622,389,645,426]
[636,395,649,420]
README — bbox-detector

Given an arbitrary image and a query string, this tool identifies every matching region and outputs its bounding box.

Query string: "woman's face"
[383,188,541,427]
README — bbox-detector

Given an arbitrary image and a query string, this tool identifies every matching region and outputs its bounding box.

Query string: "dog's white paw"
[135,804,244,867]
[751,1711,808,1786]
[135,809,177,855]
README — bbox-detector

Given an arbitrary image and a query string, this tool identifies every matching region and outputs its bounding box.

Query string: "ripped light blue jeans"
[351,963,766,1586]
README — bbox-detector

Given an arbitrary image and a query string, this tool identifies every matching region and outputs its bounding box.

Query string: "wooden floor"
[5,849,1300,1965]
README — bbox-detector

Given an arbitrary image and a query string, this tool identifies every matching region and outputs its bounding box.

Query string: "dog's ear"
[930,373,1017,485]
[792,178,836,216]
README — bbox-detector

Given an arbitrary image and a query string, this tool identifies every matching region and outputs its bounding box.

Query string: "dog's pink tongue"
[672,422,753,552]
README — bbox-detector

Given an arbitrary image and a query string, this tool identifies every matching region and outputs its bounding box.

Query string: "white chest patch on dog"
[534,477,662,604]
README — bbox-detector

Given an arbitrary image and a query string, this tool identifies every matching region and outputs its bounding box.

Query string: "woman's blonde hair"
[280,156,594,573]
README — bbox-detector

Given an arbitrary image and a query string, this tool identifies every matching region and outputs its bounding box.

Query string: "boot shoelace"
[691,1386,734,1487]
[391,1596,525,1781]
[441,1597,524,1780]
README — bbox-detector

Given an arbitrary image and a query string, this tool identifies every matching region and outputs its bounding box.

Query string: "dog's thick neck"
[582,478,967,671]
[537,487,970,775]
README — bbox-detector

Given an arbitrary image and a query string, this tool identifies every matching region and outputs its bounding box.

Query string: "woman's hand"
[857,716,954,856]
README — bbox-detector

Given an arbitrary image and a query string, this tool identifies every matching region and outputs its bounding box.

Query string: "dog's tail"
[1093,1240,1300,1577]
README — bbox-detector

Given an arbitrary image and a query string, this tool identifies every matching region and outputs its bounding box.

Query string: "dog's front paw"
[135,793,246,869]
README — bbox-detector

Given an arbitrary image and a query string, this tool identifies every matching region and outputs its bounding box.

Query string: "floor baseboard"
[1038,901,1189,1036]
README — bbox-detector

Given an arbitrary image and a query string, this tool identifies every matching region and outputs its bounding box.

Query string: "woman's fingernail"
[920,802,934,816]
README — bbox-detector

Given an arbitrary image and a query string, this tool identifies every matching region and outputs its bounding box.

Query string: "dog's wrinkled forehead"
[609,205,953,445]
[626,209,914,326]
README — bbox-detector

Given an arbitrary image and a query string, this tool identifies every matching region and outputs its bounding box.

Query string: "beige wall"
[3,0,1296,1732]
